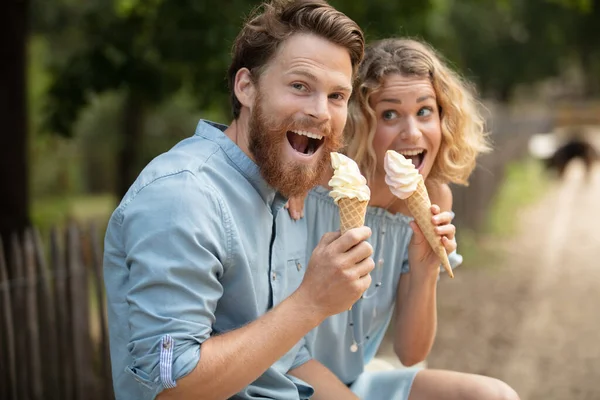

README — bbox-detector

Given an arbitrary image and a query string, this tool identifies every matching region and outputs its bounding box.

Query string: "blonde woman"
[286,39,520,400]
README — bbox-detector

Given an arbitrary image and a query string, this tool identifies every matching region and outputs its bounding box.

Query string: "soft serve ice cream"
[328,152,371,203]
[384,150,421,199]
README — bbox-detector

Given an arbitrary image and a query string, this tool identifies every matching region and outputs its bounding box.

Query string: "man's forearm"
[290,359,359,400]
[394,270,438,366]
[158,290,323,400]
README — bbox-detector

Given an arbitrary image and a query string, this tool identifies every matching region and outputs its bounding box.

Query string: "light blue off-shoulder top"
[301,186,462,384]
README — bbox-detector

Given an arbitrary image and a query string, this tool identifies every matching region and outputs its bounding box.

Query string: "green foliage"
[26,0,600,205]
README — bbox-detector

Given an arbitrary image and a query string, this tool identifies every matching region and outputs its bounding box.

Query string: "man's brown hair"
[228,0,364,119]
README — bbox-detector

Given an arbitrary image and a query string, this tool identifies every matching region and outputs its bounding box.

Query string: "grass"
[457,157,549,267]
[31,193,117,234]
[485,158,549,237]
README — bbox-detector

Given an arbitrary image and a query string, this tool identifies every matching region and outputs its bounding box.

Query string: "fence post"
[24,228,44,400]
[51,226,74,400]
[68,222,93,400]
[0,239,18,400]
[11,233,30,400]
[89,222,114,399]
[34,227,61,400]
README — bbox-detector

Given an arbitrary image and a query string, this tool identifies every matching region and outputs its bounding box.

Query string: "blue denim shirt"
[103,120,312,400]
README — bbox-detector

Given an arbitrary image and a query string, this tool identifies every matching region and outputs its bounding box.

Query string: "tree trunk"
[1,0,31,269]
[118,93,144,198]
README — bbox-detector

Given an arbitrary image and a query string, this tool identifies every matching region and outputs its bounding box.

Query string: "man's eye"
[292,83,307,91]
[417,107,433,117]
[382,110,398,120]
[329,93,345,101]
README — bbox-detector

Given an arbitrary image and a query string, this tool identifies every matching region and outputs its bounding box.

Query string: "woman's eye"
[417,107,433,117]
[382,110,398,120]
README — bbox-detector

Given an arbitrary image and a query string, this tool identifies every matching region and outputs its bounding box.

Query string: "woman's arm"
[392,183,455,366]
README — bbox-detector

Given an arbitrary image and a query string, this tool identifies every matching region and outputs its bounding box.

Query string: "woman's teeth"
[397,149,424,157]
[397,149,425,168]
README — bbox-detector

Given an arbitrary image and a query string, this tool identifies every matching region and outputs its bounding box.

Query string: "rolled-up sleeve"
[119,171,228,395]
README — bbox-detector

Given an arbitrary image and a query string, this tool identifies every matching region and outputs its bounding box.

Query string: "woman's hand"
[431,205,457,254]
[285,194,307,220]
[408,205,456,274]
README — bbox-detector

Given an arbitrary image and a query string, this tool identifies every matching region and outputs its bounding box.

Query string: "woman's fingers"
[442,236,457,253]
[435,223,456,240]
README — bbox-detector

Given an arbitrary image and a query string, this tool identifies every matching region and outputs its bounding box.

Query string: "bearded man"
[103,1,374,399]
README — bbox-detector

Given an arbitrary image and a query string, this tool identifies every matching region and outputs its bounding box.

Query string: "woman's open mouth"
[286,130,325,157]
[397,149,426,170]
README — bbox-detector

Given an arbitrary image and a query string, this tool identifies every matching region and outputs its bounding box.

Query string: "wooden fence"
[0,224,113,400]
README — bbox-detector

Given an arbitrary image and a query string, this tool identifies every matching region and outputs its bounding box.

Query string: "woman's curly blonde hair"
[344,38,491,186]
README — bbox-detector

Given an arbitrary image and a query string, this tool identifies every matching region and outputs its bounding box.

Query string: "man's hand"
[408,205,456,276]
[297,226,374,317]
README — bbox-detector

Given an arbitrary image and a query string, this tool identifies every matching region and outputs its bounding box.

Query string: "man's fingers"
[344,240,373,265]
[319,231,341,246]
[356,270,373,295]
[333,226,372,252]
[351,256,375,279]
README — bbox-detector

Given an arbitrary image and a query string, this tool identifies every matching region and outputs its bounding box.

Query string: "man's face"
[248,33,353,198]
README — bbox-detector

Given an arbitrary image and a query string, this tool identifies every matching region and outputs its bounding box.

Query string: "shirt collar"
[194,119,288,213]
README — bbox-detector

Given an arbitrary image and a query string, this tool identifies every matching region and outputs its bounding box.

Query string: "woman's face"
[369,73,442,182]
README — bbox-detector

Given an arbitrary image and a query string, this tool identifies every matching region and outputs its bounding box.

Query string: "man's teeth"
[292,130,323,140]
[398,149,424,156]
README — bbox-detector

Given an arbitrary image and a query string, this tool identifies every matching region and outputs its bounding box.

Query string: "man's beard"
[248,96,343,198]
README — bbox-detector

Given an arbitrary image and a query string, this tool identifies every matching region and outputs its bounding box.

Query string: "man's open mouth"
[397,149,426,170]
[286,130,325,156]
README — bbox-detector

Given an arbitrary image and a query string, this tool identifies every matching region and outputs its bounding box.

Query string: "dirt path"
[428,157,600,400]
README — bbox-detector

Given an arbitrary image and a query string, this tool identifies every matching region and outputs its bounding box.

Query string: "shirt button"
[272,272,277,281]
[296,261,302,271]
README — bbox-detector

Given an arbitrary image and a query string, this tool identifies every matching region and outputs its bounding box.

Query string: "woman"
[288,38,519,399]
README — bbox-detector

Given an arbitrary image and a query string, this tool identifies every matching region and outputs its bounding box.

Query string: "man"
[103,1,373,399]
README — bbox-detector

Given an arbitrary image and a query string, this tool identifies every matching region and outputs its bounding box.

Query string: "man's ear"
[234,68,256,109]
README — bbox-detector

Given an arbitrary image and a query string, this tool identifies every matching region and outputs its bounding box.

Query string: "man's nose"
[306,94,331,123]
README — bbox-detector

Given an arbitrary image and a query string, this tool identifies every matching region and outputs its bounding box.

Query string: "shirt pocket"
[286,254,307,294]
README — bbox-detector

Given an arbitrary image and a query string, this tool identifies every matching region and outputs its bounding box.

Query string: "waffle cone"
[338,197,368,234]
[406,178,454,278]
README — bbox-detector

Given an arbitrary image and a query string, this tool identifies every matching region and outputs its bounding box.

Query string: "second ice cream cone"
[406,177,454,278]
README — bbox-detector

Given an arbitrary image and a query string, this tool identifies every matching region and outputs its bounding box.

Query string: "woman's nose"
[400,118,422,143]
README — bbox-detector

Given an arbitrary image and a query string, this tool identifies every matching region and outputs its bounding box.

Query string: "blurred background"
[1,0,599,399]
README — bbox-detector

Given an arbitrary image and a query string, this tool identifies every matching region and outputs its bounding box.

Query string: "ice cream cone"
[338,197,369,234]
[405,177,454,278]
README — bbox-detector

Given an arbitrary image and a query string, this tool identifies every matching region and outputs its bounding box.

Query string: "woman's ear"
[233,68,256,109]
